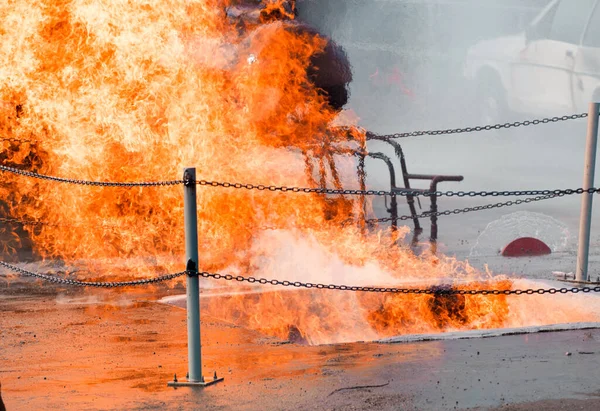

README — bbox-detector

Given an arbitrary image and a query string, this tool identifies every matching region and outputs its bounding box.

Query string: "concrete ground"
[3,282,600,410]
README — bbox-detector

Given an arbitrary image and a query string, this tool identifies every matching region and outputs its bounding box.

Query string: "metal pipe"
[576,103,599,282]
[326,152,343,190]
[367,135,422,232]
[318,154,327,191]
[183,167,202,382]
[368,152,398,231]
[429,178,441,244]
[357,149,367,233]
[428,175,464,244]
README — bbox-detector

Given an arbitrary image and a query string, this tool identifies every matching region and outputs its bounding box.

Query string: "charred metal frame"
[365,152,398,232]
[364,133,464,245]
[309,131,463,246]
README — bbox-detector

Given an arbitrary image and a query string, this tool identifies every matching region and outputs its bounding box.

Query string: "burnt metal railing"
[393,175,464,243]
[367,137,421,231]
[326,136,462,245]
[364,152,399,232]
[366,132,464,245]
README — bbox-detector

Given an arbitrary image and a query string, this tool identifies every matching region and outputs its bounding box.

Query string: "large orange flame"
[1,0,595,345]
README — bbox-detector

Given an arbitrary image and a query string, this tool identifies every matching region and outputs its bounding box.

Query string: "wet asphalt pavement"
[4,289,600,410]
[382,328,600,410]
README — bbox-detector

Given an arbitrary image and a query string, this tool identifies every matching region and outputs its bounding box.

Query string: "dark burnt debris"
[428,285,468,329]
[226,0,352,111]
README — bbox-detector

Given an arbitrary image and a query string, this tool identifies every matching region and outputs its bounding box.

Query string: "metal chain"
[366,193,558,224]
[0,216,51,226]
[4,260,599,294]
[2,163,599,199]
[196,178,396,196]
[0,164,183,187]
[192,270,600,295]
[197,179,599,198]
[367,113,589,141]
[1,137,37,144]
[0,260,186,287]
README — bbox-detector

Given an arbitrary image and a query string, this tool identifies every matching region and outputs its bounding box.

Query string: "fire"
[0,0,595,345]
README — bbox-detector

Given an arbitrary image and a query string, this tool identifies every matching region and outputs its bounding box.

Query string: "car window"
[583,2,600,47]
[549,0,596,44]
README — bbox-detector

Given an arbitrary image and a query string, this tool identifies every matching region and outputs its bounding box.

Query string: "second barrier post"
[576,103,600,282]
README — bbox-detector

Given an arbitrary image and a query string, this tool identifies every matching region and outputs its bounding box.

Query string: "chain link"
[2,163,599,199]
[0,260,186,287]
[1,137,37,145]
[0,164,183,187]
[4,260,599,295]
[0,216,51,226]
[196,178,395,196]
[197,179,599,198]
[433,187,598,198]
[366,194,558,224]
[192,270,600,295]
[367,113,589,141]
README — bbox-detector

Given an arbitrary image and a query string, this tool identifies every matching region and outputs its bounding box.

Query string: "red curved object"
[502,237,552,257]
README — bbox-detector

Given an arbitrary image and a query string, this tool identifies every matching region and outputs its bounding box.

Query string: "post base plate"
[168,377,224,387]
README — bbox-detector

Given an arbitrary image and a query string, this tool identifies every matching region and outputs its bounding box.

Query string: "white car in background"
[465,0,600,123]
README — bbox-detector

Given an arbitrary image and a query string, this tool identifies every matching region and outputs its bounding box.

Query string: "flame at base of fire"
[203,280,513,345]
[202,277,600,346]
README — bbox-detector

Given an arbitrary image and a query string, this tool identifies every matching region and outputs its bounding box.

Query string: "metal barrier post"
[576,103,600,282]
[168,167,223,387]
